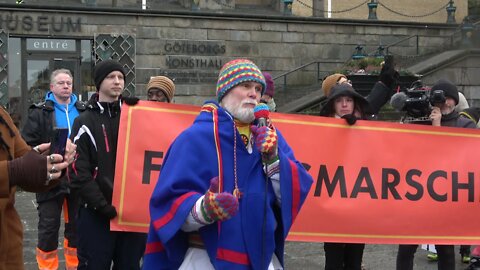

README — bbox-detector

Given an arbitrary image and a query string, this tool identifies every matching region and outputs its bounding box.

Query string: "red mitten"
[251,125,278,163]
[202,177,239,222]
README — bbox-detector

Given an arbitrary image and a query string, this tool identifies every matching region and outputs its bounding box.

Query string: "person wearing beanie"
[396,78,476,270]
[146,75,175,102]
[426,79,475,128]
[69,59,146,269]
[260,71,276,112]
[143,58,313,269]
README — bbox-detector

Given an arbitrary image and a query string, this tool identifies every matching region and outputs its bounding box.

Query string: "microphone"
[390,92,408,111]
[254,103,270,127]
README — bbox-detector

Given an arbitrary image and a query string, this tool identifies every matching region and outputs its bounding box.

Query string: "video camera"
[391,80,446,124]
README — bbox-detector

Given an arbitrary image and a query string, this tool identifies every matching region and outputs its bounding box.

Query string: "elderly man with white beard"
[143,58,313,270]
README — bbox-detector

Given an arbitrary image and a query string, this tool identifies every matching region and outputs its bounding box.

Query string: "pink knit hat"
[262,72,275,97]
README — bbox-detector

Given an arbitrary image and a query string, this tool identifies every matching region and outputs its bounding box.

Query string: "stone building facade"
[293,0,468,24]
[0,4,466,126]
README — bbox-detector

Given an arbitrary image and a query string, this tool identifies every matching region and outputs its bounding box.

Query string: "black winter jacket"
[441,110,476,128]
[69,94,122,212]
[21,99,86,202]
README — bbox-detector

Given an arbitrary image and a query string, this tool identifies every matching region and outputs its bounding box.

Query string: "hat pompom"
[216,59,266,102]
[322,73,347,97]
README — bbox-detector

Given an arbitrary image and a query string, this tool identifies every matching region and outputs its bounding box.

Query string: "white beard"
[222,97,257,123]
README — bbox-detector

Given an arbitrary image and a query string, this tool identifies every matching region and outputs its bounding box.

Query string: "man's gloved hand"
[122,96,139,106]
[379,63,399,89]
[97,204,118,219]
[8,150,58,193]
[341,114,358,125]
[251,125,278,163]
[202,177,239,223]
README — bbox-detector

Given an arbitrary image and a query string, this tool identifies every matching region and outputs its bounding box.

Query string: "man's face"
[221,81,262,123]
[50,73,73,103]
[98,71,124,102]
[147,88,168,102]
[434,96,456,115]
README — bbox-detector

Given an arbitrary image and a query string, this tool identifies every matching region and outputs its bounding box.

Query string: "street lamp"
[446,0,456,24]
[368,0,378,20]
[283,0,293,16]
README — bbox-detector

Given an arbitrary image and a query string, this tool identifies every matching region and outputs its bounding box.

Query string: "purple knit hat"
[262,72,275,97]
[216,59,266,102]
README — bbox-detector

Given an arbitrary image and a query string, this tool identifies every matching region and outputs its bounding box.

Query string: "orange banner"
[112,101,480,244]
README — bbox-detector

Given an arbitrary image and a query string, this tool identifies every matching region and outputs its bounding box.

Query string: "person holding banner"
[319,81,371,270]
[396,79,476,270]
[321,57,398,118]
[143,58,313,269]
[69,60,147,269]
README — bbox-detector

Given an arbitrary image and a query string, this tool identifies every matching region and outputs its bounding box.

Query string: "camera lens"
[431,90,446,105]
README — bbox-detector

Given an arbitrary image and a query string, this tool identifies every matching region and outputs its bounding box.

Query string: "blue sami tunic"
[143,101,313,270]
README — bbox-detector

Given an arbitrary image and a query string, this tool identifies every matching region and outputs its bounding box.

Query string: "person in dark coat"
[396,79,475,270]
[69,60,147,269]
[22,68,85,269]
[320,82,370,270]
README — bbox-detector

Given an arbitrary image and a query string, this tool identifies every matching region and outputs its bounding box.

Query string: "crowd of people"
[0,56,478,270]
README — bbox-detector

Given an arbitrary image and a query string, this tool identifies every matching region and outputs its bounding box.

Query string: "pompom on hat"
[262,72,275,97]
[147,76,175,102]
[94,60,126,91]
[216,59,266,102]
[322,73,347,97]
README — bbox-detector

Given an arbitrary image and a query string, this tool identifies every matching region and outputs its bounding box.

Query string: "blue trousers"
[76,207,147,270]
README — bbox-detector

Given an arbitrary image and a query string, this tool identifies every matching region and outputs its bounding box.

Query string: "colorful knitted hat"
[147,76,175,102]
[216,59,266,102]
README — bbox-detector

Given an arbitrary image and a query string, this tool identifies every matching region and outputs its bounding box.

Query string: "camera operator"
[396,78,475,270]
[428,79,475,128]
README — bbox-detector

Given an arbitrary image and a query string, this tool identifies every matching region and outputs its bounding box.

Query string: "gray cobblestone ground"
[16,190,468,269]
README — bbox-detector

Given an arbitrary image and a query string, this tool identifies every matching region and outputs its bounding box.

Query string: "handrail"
[273,60,320,90]
[273,60,342,90]
[385,35,419,56]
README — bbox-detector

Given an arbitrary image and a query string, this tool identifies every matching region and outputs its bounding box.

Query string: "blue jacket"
[143,101,313,270]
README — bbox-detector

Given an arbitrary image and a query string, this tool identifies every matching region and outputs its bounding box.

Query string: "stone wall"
[421,51,480,107]
[0,6,461,105]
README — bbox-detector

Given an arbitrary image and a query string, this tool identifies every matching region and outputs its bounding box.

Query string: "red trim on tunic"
[217,248,250,265]
[212,108,224,193]
[145,241,165,254]
[289,159,301,221]
[153,191,197,230]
